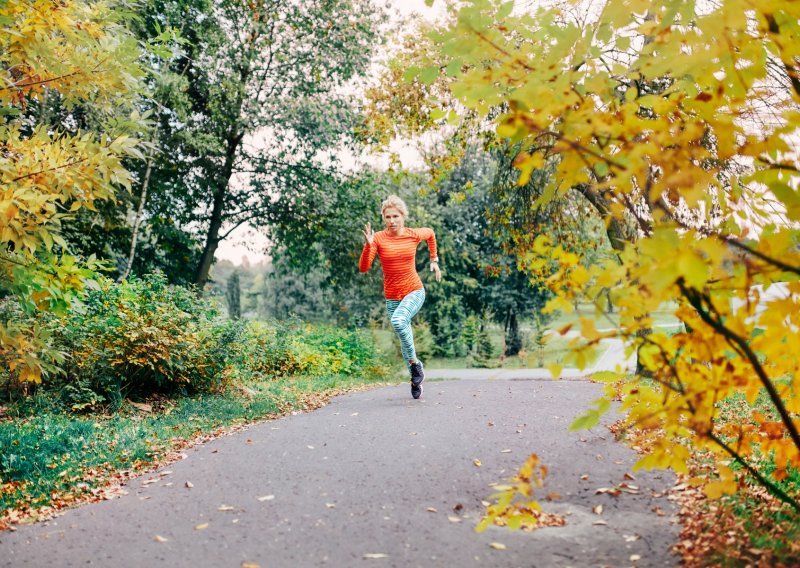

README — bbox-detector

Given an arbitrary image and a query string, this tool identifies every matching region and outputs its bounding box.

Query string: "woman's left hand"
[430,261,441,282]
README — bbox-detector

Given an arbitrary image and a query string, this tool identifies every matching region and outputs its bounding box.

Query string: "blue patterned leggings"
[386,288,426,364]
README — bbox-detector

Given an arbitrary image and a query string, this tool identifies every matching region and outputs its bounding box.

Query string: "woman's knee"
[390,314,407,331]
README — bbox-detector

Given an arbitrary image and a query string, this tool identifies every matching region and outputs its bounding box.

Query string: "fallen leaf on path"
[160,471,172,476]
[624,534,640,542]
[350,413,359,416]
[218,505,236,511]
[624,472,636,481]
[489,542,507,550]
[363,553,388,559]
[593,504,604,515]
[593,520,608,526]
[154,535,168,543]
[630,554,641,562]
[142,479,158,486]
[595,487,622,497]
[580,474,589,481]
[487,421,494,426]
[307,445,315,450]
[194,523,209,530]
[447,516,462,523]
[326,503,336,508]
[241,562,260,568]
[473,459,482,467]
[257,495,275,502]
[500,449,512,453]
[545,492,561,501]
[185,481,194,489]
[453,503,464,512]
[426,507,437,513]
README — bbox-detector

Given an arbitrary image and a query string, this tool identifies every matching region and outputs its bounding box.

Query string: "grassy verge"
[424,335,602,369]
[670,390,800,566]
[375,327,604,370]
[609,382,800,565]
[0,372,396,528]
[543,301,682,331]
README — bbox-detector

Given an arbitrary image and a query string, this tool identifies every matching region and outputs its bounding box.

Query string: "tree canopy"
[420,0,800,510]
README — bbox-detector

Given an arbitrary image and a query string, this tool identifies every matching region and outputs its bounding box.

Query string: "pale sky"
[215,0,447,265]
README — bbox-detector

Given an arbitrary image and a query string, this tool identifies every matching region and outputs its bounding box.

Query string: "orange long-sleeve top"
[359,227,438,300]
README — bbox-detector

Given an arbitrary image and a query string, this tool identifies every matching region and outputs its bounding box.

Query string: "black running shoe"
[410,361,424,399]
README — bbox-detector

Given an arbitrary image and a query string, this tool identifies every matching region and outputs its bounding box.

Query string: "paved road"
[1,378,679,567]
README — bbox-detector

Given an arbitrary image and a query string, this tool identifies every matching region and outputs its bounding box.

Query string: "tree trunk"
[575,183,654,375]
[504,309,522,356]
[226,270,241,319]
[120,148,155,281]
[574,183,627,253]
[193,133,242,290]
[194,185,225,290]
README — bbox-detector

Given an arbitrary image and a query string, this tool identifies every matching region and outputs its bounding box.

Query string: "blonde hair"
[380,195,409,218]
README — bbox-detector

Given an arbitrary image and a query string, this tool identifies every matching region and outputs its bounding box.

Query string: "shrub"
[51,274,240,409]
[239,319,389,380]
[3,275,389,413]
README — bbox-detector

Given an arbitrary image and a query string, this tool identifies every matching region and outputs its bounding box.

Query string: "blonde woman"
[359,195,441,399]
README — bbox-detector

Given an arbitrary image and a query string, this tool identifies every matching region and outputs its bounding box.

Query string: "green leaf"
[570,409,600,431]
[445,59,463,77]
[418,66,439,85]
[496,1,514,20]
[402,65,421,82]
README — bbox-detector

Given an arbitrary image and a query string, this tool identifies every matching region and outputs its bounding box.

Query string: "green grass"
[0,373,389,516]
[425,335,602,369]
[374,325,604,370]
[542,301,683,331]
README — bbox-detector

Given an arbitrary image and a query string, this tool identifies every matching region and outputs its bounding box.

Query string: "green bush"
[2,274,389,413]
[240,319,389,380]
[461,315,498,368]
[50,274,241,409]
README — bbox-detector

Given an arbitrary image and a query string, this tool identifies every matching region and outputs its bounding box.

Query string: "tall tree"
[138,0,387,289]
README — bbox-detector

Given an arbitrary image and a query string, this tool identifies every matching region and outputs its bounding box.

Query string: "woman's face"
[382,206,405,234]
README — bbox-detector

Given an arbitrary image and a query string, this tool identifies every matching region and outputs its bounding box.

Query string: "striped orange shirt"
[359,227,438,300]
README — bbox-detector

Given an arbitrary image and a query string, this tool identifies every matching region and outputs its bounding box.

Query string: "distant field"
[370,300,686,371]
[541,301,682,331]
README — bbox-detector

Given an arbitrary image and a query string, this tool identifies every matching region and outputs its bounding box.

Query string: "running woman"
[359,195,441,399]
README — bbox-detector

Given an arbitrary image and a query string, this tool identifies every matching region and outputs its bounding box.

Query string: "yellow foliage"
[1,0,143,384]
[432,0,800,509]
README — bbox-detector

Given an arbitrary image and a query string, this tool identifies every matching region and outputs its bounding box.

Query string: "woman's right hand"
[363,222,375,245]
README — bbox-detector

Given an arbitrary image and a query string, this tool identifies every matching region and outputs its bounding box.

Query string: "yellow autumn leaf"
[703,480,737,500]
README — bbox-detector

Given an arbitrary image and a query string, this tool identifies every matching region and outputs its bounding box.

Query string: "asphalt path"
[1,377,679,567]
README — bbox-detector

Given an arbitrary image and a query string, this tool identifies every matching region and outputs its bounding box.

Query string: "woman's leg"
[385,288,426,364]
